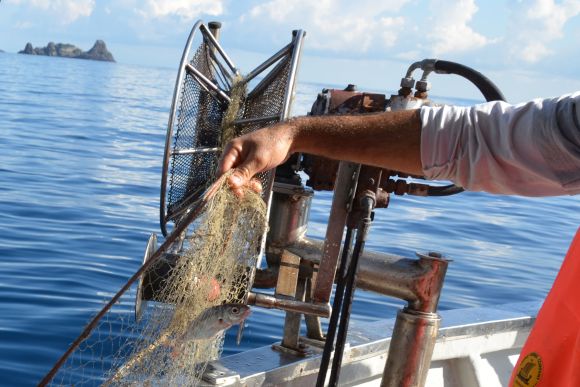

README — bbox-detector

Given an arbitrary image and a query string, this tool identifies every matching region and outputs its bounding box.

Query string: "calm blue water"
[0,52,578,386]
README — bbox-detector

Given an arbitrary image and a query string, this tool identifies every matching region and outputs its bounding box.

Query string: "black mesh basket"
[160,21,305,236]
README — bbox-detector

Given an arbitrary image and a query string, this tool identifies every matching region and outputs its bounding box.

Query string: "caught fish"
[104,303,251,386]
[181,303,251,341]
[168,303,251,360]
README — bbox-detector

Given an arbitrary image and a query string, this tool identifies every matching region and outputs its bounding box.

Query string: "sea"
[0,52,578,386]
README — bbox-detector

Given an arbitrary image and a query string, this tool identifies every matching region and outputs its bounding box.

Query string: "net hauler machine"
[145,21,532,387]
[39,20,537,387]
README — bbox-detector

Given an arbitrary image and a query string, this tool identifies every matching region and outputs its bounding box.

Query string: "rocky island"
[18,40,115,62]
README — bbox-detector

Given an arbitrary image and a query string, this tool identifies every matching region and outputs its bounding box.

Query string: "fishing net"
[106,174,266,385]
[41,21,303,386]
[48,173,266,386]
[45,62,267,387]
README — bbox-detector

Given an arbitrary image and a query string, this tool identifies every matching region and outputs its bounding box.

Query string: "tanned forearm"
[219,109,423,195]
[289,109,423,176]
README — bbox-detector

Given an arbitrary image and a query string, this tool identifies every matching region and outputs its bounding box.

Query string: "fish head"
[218,303,251,328]
[183,303,252,341]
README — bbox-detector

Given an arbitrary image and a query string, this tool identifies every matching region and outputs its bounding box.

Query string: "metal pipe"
[280,277,307,351]
[358,251,449,312]
[312,162,360,303]
[247,292,331,318]
[207,21,221,40]
[409,252,449,313]
[244,43,293,84]
[199,23,238,75]
[185,64,231,103]
[281,30,305,120]
[381,309,440,387]
[380,251,448,387]
[289,237,449,310]
[193,68,219,97]
[404,59,436,79]
[268,182,313,248]
[171,146,220,155]
[247,57,288,100]
[160,19,203,236]
[206,21,224,83]
[251,37,307,271]
[245,26,307,324]
[304,274,324,340]
[165,185,205,220]
[233,114,281,126]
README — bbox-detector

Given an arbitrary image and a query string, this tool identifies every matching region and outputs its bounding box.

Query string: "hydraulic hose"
[317,195,374,386]
[432,59,506,103]
[427,184,464,196]
[316,227,354,387]
[328,198,372,386]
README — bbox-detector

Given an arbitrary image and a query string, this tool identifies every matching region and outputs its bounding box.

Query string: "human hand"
[218,122,297,197]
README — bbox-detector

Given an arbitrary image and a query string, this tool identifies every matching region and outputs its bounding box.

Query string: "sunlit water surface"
[0,53,578,385]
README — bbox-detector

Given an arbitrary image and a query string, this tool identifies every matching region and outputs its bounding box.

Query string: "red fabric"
[510,228,580,387]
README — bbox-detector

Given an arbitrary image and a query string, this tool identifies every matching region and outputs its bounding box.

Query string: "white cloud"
[6,0,95,24]
[243,0,409,53]
[519,41,552,63]
[396,50,422,61]
[508,0,580,63]
[379,17,406,48]
[14,21,33,29]
[137,0,225,21]
[426,0,493,56]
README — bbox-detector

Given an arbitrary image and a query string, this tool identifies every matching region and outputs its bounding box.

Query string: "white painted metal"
[196,302,538,386]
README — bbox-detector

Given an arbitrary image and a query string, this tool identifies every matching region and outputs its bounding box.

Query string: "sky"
[1,0,580,102]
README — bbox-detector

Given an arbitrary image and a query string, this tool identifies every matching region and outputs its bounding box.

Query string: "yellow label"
[513,352,543,387]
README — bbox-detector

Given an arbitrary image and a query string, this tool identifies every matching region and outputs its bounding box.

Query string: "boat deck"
[200,301,539,386]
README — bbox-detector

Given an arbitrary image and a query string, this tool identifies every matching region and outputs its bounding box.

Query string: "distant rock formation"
[77,40,115,62]
[18,40,115,62]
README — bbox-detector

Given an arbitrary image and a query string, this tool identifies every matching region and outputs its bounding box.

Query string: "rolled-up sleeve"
[420,92,580,196]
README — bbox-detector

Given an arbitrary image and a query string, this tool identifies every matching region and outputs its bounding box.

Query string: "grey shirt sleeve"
[420,92,580,196]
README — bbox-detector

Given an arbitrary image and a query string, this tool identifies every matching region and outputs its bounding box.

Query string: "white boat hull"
[200,301,538,386]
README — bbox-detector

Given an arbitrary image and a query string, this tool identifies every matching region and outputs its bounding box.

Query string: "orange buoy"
[511,228,580,387]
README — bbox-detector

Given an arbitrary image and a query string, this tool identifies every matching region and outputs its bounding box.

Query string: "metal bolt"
[208,21,222,29]
[416,80,431,92]
[400,77,415,88]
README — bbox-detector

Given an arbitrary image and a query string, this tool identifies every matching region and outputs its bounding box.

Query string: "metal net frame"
[39,21,306,386]
[160,22,305,237]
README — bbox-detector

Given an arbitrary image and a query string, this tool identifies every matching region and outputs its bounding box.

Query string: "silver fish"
[182,303,251,341]
[105,304,251,385]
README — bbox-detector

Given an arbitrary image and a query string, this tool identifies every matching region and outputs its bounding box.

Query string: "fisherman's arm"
[219,92,580,197]
[219,109,422,196]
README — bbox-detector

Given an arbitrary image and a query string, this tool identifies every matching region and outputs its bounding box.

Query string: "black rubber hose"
[433,60,506,103]
[316,227,354,387]
[427,184,465,196]
[328,222,369,385]
[327,197,373,386]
